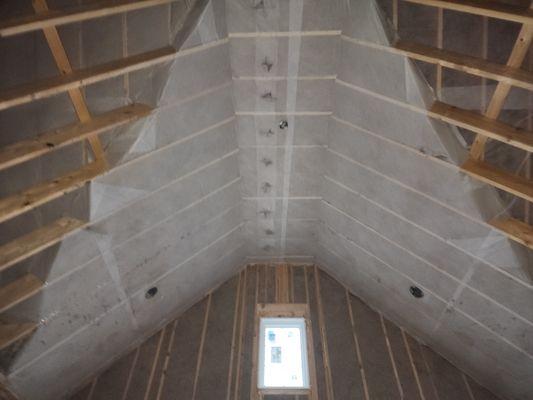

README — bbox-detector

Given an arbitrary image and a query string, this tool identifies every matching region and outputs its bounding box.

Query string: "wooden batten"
[0,47,176,111]
[0,217,85,272]
[0,162,103,225]
[394,40,533,91]
[490,217,533,249]
[0,0,178,37]
[0,320,37,351]
[430,101,533,153]
[461,158,533,203]
[403,0,533,24]
[0,274,43,314]
[0,103,152,172]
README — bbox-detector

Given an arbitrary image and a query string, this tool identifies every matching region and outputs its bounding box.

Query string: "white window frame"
[258,317,310,389]
[251,303,318,400]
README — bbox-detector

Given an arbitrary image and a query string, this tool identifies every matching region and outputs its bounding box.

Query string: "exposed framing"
[251,303,319,400]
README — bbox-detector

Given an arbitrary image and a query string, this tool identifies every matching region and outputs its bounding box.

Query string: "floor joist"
[0,217,85,272]
[0,162,104,225]
[461,158,533,203]
[0,103,152,172]
[0,274,43,314]
[403,0,533,24]
[0,320,37,351]
[0,0,178,38]
[430,101,533,153]
[490,217,533,249]
[0,46,176,111]
[395,40,533,91]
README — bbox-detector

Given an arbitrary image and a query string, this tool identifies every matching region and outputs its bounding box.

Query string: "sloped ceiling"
[0,0,532,399]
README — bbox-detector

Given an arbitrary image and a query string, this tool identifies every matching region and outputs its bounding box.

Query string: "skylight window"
[258,317,310,389]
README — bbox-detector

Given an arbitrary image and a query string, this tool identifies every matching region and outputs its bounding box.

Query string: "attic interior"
[0,0,532,399]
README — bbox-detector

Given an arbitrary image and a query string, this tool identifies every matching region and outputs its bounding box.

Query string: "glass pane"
[259,318,309,389]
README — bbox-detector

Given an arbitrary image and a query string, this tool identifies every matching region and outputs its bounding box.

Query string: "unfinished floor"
[68,265,500,400]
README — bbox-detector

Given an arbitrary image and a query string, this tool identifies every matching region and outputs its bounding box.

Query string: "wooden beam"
[0,162,104,225]
[394,40,533,91]
[470,18,533,160]
[430,101,533,152]
[33,0,106,163]
[403,0,533,24]
[490,217,533,249]
[0,274,43,314]
[461,158,533,203]
[0,103,152,172]
[0,46,175,112]
[0,321,37,351]
[0,217,85,272]
[0,0,178,37]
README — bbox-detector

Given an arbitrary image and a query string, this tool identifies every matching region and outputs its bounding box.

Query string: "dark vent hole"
[145,286,158,299]
[409,286,424,299]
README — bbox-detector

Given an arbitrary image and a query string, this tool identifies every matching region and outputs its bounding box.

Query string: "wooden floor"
[68,265,501,400]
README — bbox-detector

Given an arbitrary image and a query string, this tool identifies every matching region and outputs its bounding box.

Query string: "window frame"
[251,303,318,400]
[257,317,310,389]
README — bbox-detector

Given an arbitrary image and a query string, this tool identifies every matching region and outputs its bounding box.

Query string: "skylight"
[258,317,310,389]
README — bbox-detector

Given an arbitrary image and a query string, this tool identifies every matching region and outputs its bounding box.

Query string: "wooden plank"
[196,277,239,400]
[33,0,106,163]
[0,0,178,37]
[307,267,330,400]
[275,264,290,303]
[461,158,533,203]
[471,20,533,160]
[490,217,533,249]
[421,346,471,400]
[395,40,533,91]
[0,162,103,225]
[403,0,533,24]
[0,46,176,112]
[0,217,85,272]
[383,321,422,400]
[0,103,152,171]
[430,101,533,152]
[348,294,400,399]
[90,350,138,400]
[0,321,37,351]
[0,274,43,313]
[318,271,365,400]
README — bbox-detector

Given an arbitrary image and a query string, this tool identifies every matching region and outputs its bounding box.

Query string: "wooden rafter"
[32,0,106,164]
[0,104,152,172]
[404,0,533,24]
[394,40,533,91]
[470,8,533,160]
[0,0,178,38]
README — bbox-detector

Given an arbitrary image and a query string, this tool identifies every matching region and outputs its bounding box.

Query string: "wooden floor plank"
[0,0,178,37]
[461,158,533,203]
[0,274,43,313]
[0,217,85,272]
[0,161,104,225]
[0,103,152,172]
[0,47,175,111]
[0,321,37,351]
[490,217,533,249]
[404,0,533,24]
[395,40,533,91]
[430,101,533,153]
